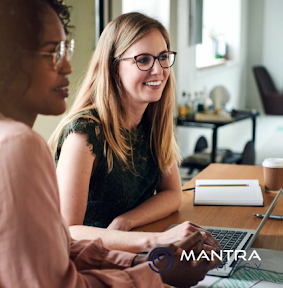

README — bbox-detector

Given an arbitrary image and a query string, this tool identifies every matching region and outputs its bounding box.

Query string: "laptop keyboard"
[207,229,247,263]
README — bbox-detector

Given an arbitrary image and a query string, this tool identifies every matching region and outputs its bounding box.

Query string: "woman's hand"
[157,221,221,251]
[132,231,221,288]
[107,215,133,231]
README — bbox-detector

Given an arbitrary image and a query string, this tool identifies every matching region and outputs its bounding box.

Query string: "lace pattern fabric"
[55,110,162,228]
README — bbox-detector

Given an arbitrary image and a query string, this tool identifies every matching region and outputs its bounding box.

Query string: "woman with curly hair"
[0,0,220,287]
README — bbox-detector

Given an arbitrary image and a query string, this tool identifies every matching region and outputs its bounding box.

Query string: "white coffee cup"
[262,158,283,192]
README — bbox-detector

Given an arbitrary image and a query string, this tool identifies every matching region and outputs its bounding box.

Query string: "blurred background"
[34,0,283,175]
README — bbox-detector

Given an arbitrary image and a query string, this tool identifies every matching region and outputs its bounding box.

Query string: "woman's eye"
[160,54,169,61]
[137,56,150,64]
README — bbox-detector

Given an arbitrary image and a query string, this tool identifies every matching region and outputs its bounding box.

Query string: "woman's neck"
[124,103,148,130]
[0,99,36,128]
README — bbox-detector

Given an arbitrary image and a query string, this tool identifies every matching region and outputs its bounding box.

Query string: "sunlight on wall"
[196,0,240,68]
[122,0,170,30]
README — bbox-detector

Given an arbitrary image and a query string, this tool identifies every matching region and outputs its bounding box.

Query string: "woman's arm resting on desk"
[57,133,220,253]
[56,133,168,253]
[106,161,220,251]
[107,161,182,231]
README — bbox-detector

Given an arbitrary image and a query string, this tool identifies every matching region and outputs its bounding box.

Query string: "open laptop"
[204,188,282,277]
[169,188,283,277]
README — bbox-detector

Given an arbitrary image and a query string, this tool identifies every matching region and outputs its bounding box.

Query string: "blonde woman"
[50,12,220,253]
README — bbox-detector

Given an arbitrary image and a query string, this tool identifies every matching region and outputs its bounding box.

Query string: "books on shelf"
[194,179,264,206]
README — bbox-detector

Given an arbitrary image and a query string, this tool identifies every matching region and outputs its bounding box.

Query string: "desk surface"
[134,164,283,251]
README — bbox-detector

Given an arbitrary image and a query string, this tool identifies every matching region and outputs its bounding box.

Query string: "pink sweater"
[0,113,163,288]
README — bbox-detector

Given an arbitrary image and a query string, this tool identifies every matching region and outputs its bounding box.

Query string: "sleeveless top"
[55,110,162,228]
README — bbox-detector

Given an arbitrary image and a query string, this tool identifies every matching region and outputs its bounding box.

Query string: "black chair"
[194,136,208,153]
[182,136,235,173]
[182,137,255,174]
[238,140,255,165]
[253,66,283,115]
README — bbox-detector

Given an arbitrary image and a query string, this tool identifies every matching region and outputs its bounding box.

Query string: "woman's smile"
[144,80,163,89]
[54,80,70,98]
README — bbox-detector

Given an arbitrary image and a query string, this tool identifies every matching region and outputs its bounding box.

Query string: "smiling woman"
[49,13,182,237]
[48,12,220,256]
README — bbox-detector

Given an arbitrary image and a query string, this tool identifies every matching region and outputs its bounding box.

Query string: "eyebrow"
[140,50,168,55]
[40,41,61,48]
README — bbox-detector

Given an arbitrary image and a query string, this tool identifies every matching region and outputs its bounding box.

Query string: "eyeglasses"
[119,51,177,71]
[36,39,75,70]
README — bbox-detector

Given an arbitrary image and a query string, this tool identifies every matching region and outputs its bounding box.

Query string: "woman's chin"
[41,103,67,116]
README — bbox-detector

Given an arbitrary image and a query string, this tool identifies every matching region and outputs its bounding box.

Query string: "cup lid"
[262,158,283,168]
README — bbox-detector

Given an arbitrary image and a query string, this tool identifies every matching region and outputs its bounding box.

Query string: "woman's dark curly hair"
[0,0,71,93]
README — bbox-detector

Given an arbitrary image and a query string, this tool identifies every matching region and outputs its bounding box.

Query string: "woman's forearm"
[110,189,182,231]
[69,225,160,253]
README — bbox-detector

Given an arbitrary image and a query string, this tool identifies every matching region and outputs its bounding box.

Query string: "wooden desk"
[134,164,283,251]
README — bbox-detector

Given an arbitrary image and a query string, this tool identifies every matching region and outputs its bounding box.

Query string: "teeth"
[56,87,68,91]
[145,80,162,86]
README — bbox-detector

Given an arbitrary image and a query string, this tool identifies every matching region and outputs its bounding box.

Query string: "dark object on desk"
[253,213,283,220]
[182,187,195,191]
[253,66,283,115]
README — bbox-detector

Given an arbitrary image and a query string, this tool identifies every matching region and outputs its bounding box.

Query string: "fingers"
[175,231,206,251]
[205,250,222,268]
[190,239,204,256]
[203,243,220,252]
[202,231,221,250]
[178,221,221,250]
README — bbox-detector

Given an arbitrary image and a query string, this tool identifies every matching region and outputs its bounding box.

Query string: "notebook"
[168,188,283,278]
[194,179,264,206]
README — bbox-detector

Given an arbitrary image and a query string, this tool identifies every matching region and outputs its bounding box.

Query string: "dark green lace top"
[55,110,162,228]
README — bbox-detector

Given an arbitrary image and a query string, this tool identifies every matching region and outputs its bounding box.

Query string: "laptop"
[169,188,283,277]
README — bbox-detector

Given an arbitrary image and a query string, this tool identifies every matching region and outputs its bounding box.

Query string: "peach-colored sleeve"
[0,123,163,288]
[70,238,136,270]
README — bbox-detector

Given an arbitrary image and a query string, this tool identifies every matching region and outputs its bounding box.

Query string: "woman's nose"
[58,56,72,75]
[150,58,163,74]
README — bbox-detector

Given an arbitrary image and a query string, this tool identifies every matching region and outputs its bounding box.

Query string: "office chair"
[238,140,255,165]
[182,136,233,173]
[253,66,283,115]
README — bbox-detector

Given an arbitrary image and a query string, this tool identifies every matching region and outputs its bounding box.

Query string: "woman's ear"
[111,59,121,86]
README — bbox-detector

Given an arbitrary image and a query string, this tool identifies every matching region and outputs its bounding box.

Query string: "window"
[122,0,170,30]
[195,0,241,69]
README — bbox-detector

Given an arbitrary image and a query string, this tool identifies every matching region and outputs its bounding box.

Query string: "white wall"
[122,0,170,30]
[176,0,250,158]
[246,0,283,112]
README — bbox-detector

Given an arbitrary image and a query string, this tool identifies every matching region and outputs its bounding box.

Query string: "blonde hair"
[49,12,181,174]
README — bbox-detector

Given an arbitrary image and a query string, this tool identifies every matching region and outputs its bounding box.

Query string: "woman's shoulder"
[0,116,47,149]
[67,109,101,131]
[0,117,53,170]
[58,109,104,150]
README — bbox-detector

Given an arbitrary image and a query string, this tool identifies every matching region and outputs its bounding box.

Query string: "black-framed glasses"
[120,51,177,71]
[36,39,75,70]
